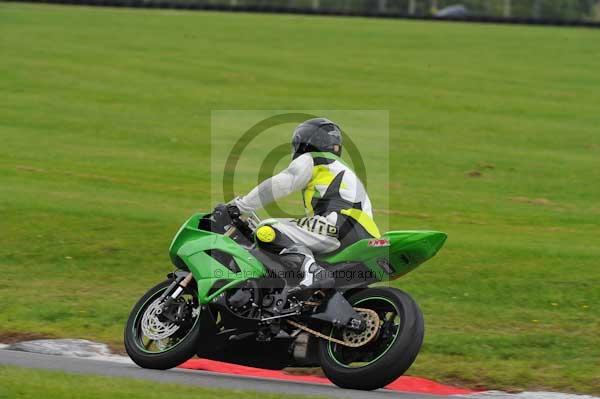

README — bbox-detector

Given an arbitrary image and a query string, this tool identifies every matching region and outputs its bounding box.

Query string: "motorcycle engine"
[227,289,252,308]
[225,281,261,319]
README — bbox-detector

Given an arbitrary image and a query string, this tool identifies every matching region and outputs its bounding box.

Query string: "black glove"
[226,203,241,220]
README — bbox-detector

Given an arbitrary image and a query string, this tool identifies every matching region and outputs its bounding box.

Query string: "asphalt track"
[0,349,440,399]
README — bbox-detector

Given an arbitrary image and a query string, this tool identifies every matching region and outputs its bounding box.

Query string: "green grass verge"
[0,366,320,399]
[1,3,599,395]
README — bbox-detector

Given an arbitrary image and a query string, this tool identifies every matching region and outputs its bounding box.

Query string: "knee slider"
[255,225,276,243]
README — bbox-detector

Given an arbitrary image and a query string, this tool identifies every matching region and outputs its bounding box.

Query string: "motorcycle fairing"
[169,213,447,302]
[169,213,267,304]
[321,231,447,280]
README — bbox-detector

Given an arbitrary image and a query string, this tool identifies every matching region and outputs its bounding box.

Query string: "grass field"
[1,2,599,394]
[0,366,322,399]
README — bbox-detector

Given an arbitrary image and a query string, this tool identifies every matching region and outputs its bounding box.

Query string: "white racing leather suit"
[235,151,380,289]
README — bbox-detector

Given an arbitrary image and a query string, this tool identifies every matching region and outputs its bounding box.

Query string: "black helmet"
[291,118,343,159]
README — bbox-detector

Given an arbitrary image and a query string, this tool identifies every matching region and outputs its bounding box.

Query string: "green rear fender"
[169,213,267,304]
[322,230,447,280]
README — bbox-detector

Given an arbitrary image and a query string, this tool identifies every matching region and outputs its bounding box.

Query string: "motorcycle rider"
[229,118,380,293]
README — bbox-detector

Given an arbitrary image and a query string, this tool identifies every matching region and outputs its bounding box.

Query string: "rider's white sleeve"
[235,153,313,213]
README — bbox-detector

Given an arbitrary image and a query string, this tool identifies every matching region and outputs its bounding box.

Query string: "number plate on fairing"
[367,239,390,247]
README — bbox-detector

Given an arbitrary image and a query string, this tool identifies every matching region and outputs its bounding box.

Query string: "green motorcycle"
[124,205,446,390]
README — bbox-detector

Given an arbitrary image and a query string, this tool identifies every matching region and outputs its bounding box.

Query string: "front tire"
[318,287,424,390]
[124,279,202,370]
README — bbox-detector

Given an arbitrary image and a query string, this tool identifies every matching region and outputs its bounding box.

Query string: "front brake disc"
[141,298,181,340]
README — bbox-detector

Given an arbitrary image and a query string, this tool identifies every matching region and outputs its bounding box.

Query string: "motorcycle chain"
[286,307,380,348]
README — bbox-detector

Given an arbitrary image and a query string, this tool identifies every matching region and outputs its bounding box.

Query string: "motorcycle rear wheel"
[124,279,202,370]
[318,287,424,390]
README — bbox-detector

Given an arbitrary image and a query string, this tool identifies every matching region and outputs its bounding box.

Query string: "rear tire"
[124,280,202,370]
[318,287,424,390]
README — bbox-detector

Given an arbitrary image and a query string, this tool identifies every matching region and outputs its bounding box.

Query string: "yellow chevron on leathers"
[340,208,381,238]
[302,152,379,239]
[303,165,337,215]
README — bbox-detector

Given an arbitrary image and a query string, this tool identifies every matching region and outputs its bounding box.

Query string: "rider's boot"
[280,245,335,294]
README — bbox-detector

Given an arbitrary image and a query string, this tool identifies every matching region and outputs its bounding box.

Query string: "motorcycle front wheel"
[318,287,424,390]
[124,279,202,370]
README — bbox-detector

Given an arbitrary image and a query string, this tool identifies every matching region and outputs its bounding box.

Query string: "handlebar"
[219,203,261,241]
[226,203,242,221]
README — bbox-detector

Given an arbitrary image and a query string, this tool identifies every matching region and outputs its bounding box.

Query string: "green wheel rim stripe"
[327,296,401,369]
[131,287,201,354]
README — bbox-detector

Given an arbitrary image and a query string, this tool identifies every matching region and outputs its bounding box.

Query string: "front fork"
[162,272,194,299]
[158,271,195,323]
